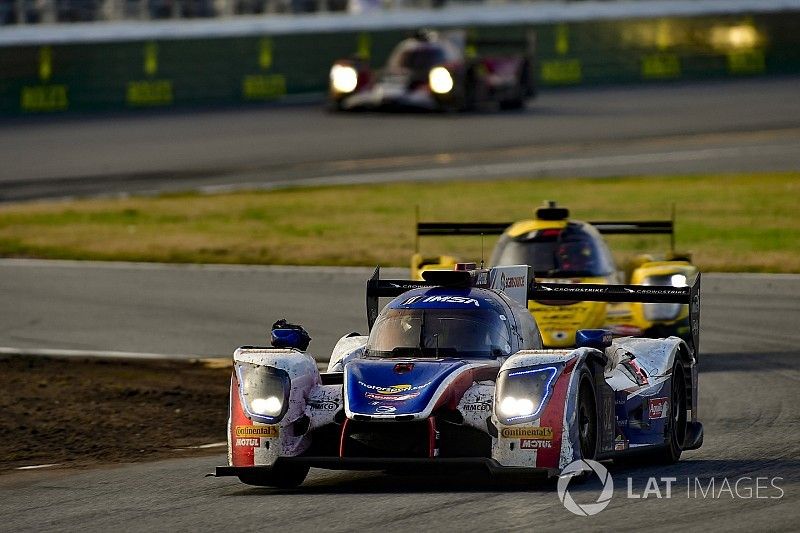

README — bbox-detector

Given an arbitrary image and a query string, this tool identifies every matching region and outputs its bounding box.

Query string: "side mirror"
[575,329,612,350]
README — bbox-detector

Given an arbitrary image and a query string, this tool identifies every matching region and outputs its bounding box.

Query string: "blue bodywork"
[345,358,468,416]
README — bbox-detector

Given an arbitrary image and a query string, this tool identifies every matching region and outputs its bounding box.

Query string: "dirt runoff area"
[1,355,231,473]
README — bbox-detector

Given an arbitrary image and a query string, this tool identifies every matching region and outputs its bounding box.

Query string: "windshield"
[491,226,615,277]
[387,42,447,72]
[365,308,512,359]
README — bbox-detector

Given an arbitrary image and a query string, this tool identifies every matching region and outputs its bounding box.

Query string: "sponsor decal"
[235,438,261,447]
[403,295,480,306]
[365,391,419,401]
[359,381,432,394]
[462,401,492,412]
[235,425,279,438]
[624,287,684,295]
[520,439,552,449]
[309,400,338,411]
[375,405,396,414]
[648,397,669,419]
[501,272,526,289]
[500,426,554,440]
[614,435,629,451]
[423,295,480,306]
[541,285,607,293]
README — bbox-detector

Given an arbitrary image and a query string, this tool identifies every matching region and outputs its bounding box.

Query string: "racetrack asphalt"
[1,76,800,201]
[0,263,798,532]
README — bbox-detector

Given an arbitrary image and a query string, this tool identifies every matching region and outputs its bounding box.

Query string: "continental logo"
[500,426,554,440]
[235,425,279,438]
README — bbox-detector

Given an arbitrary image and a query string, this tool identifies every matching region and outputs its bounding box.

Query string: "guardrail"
[1,2,799,115]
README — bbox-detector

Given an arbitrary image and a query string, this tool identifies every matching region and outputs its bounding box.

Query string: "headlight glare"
[251,396,283,416]
[642,273,686,321]
[496,365,560,424]
[499,396,537,417]
[330,64,358,93]
[670,274,687,287]
[235,362,290,423]
[429,66,454,94]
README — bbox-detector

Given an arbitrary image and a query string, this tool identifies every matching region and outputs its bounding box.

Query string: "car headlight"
[429,66,454,94]
[642,274,686,321]
[235,362,290,423]
[330,64,358,94]
[496,365,560,424]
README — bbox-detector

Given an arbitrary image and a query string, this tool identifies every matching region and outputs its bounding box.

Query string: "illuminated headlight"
[643,273,687,321]
[235,362,290,423]
[496,365,560,424]
[500,396,536,417]
[428,66,454,94]
[670,274,687,288]
[330,64,358,94]
[250,396,283,416]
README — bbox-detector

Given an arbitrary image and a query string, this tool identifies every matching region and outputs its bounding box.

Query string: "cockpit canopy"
[385,38,459,74]
[365,289,513,359]
[491,222,616,278]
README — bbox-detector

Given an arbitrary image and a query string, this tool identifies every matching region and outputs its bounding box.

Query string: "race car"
[411,202,698,347]
[328,29,536,112]
[215,264,703,487]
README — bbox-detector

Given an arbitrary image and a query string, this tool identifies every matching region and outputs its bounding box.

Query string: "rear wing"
[442,29,536,57]
[415,206,677,253]
[530,274,701,357]
[366,267,435,331]
[366,266,701,357]
[416,220,673,236]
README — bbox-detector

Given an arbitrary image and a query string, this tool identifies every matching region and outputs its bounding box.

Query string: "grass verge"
[0,172,798,272]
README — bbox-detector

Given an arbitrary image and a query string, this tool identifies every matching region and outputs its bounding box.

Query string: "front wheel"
[238,463,310,488]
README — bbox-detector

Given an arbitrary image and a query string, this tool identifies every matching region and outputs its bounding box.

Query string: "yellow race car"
[411,202,697,347]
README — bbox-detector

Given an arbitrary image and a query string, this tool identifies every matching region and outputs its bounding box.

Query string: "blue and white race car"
[215,264,703,487]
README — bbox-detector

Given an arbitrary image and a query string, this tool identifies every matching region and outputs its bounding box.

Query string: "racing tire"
[237,463,310,488]
[642,358,687,465]
[577,370,598,461]
[498,61,530,111]
[662,359,687,463]
[458,67,478,112]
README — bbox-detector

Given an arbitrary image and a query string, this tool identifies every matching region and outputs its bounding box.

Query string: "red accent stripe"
[428,417,437,458]
[432,363,498,411]
[230,371,255,467]
[339,418,350,458]
[535,358,577,469]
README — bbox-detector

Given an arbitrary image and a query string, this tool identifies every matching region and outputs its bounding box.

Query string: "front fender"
[228,347,320,467]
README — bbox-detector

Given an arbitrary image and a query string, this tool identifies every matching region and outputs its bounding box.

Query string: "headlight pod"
[235,362,290,423]
[495,365,561,424]
[429,66,454,94]
[642,274,686,321]
[330,64,358,94]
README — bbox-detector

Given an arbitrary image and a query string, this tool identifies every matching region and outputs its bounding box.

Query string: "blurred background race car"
[328,28,536,112]
[411,202,698,347]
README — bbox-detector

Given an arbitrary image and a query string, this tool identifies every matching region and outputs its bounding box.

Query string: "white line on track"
[0,258,406,277]
[195,142,800,195]
[0,346,223,361]
[15,464,61,470]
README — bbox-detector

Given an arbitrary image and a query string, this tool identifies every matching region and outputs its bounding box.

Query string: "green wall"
[1,12,798,115]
